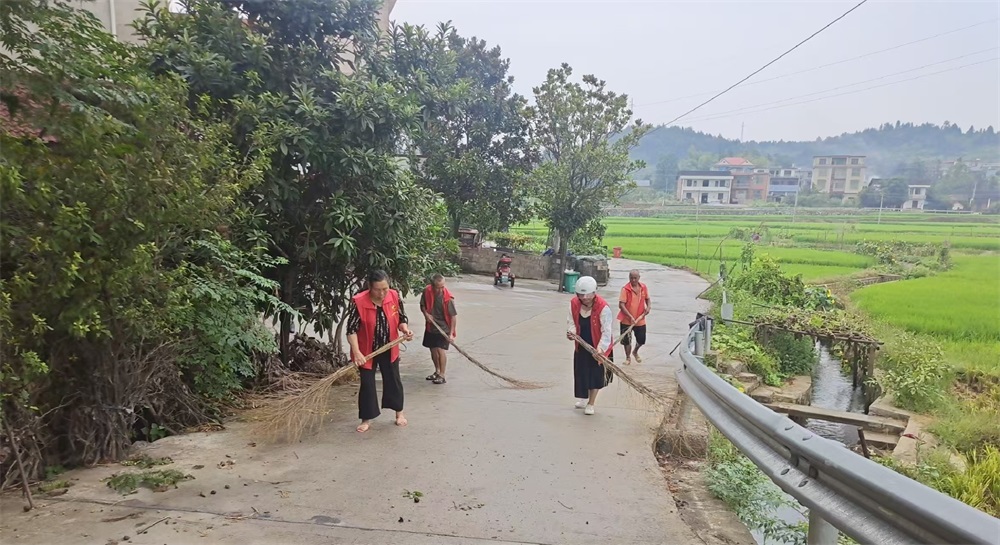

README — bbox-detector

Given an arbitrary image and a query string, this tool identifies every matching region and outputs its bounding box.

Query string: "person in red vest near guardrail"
[618,269,651,365]
[567,276,614,415]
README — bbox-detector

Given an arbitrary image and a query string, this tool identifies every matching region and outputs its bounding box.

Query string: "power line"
[679,48,997,122]
[636,17,999,108]
[680,57,998,124]
[662,0,870,125]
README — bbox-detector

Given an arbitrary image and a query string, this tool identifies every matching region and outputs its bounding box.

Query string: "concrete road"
[1,259,709,545]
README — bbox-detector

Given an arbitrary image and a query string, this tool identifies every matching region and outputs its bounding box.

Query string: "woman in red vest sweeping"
[345,269,415,433]
[420,274,458,385]
[566,276,614,415]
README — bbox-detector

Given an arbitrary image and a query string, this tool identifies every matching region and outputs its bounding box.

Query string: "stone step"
[735,372,759,392]
[859,431,900,450]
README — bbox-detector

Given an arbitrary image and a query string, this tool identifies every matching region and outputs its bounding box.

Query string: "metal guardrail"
[675,316,1000,545]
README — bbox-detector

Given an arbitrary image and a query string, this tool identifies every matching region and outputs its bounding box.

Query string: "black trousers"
[358,354,404,420]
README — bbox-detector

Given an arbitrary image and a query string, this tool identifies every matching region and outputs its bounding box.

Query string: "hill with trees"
[633,122,1000,190]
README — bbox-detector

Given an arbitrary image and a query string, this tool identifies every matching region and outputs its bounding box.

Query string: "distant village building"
[768,166,812,191]
[676,171,733,204]
[633,179,651,188]
[812,155,868,204]
[767,177,801,203]
[902,185,929,210]
[939,158,1000,178]
[713,157,769,204]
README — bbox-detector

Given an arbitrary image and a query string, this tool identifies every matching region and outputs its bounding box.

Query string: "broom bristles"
[428,320,545,389]
[569,332,665,406]
[253,336,408,443]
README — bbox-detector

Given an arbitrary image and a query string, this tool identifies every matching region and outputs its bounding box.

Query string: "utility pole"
[877,190,885,224]
[740,122,745,142]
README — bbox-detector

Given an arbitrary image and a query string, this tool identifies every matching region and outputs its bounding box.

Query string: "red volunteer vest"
[571,294,613,357]
[422,285,454,332]
[353,288,401,369]
[617,282,648,324]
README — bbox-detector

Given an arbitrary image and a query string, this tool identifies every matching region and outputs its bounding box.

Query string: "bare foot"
[624,357,632,366]
[395,413,408,427]
[634,353,642,363]
[356,421,371,433]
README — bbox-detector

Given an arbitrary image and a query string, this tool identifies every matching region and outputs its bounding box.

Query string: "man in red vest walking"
[566,276,614,415]
[346,270,414,433]
[618,269,651,365]
[420,274,458,384]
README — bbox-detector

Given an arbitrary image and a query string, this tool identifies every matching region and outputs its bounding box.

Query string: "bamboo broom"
[427,319,545,389]
[254,336,409,443]
[569,332,665,406]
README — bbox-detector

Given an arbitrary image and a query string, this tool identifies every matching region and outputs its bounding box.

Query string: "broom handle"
[364,335,408,362]
[614,322,637,347]
[569,332,613,366]
[427,319,479,362]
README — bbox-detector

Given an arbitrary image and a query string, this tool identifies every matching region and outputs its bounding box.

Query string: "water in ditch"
[806,344,868,446]
[750,343,866,544]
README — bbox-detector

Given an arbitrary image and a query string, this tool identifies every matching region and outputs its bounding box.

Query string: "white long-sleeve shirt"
[568,304,615,354]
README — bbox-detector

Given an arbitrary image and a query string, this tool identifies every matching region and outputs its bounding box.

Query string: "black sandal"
[426,373,439,381]
[432,376,447,384]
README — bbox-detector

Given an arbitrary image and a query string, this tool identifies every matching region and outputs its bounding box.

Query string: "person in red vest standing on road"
[420,273,458,385]
[345,269,414,433]
[618,269,651,365]
[567,276,614,415]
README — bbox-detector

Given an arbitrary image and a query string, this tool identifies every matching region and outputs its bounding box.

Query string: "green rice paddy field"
[512,212,1000,374]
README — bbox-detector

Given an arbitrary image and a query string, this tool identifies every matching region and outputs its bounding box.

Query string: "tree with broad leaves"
[2,0,286,469]
[384,22,537,236]
[530,64,650,278]
[137,0,453,362]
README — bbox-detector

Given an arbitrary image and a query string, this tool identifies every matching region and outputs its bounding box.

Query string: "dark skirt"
[422,329,451,350]
[574,349,613,398]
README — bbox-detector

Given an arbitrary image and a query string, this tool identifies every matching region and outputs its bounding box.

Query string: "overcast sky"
[391,1,1000,142]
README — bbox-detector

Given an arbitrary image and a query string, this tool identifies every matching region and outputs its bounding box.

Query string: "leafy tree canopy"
[530,63,649,262]
[138,0,453,354]
[385,22,537,235]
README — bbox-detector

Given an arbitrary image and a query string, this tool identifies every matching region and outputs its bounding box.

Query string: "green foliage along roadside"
[1,1,283,469]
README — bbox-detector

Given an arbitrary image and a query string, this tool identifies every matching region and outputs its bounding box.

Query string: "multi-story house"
[676,171,733,204]
[812,155,868,204]
[767,177,801,203]
[768,166,812,191]
[714,157,754,174]
[902,185,930,210]
[714,158,768,204]
[750,168,771,202]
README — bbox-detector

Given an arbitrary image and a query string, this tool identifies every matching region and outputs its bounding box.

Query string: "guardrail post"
[693,330,704,356]
[704,316,712,354]
[807,509,839,545]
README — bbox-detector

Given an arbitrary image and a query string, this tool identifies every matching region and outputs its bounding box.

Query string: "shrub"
[713,326,782,386]
[705,429,808,545]
[763,331,817,376]
[491,232,540,250]
[878,332,949,412]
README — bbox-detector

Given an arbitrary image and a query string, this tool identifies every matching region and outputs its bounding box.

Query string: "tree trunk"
[332,306,347,356]
[279,265,298,366]
[557,230,572,292]
[451,211,462,238]
[546,228,560,252]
